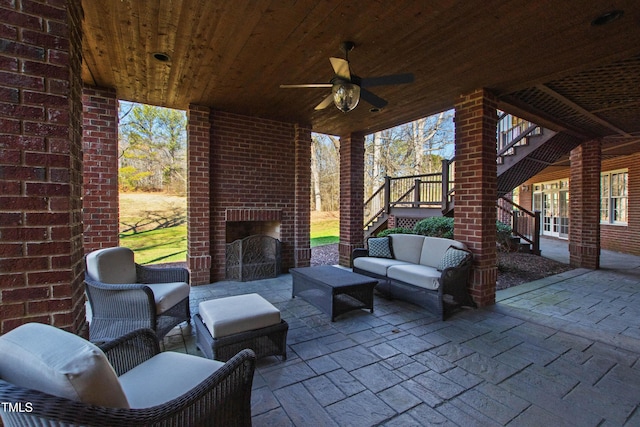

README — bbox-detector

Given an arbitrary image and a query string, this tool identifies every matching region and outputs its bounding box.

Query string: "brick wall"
[339,133,365,266]
[600,154,640,254]
[454,89,498,307]
[209,111,305,281]
[0,0,86,334]
[294,124,312,267]
[82,86,119,252]
[520,153,640,256]
[569,140,601,269]
[187,105,212,284]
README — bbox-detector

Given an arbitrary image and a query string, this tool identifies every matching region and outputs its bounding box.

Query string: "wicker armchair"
[0,326,256,427]
[84,246,191,342]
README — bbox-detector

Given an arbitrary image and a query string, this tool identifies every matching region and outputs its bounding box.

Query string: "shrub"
[413,217,454,239]
[412,217,514,245]
[496,220,514,251]
[377,227,415,237]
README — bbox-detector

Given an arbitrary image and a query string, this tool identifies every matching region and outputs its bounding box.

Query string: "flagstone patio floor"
[162,240,640,426]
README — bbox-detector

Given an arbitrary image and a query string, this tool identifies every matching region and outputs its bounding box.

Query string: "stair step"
[518,242,532,253]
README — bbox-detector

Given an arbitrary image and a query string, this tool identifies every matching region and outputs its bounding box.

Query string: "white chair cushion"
[353,256,412,276]
[199,293,280,338]
[419,237,467,268]
[118,352,224,408]
[389,234,426,264]
[0,323,129,408]
[86,247,137,284]
[146,282,190,313]
[387,264,442,290]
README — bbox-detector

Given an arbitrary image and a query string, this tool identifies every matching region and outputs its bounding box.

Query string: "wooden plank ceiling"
[82,0,640,153]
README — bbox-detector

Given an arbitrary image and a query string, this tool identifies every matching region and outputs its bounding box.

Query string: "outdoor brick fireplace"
[224,209,282,281]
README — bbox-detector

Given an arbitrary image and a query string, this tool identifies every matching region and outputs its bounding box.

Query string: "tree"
[364,109,454,198]
[119,103,187,194]
[311,133,340,211]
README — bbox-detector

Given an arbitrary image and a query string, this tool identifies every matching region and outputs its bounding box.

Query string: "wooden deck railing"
[364,114,542,254]
[364,159,454,229]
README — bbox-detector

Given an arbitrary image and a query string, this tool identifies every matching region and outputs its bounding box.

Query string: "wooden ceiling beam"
[536,84,631,137]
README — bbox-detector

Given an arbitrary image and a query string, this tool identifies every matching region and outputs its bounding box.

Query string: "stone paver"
[166,260,640,426]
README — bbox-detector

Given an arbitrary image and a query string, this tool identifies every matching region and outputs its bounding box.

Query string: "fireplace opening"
[225,220,282,281]
[225,221,280,243]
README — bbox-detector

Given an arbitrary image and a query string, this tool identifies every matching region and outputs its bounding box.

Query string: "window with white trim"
[601,169,628,224]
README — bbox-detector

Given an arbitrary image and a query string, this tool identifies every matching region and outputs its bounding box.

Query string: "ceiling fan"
[280,41,414,112]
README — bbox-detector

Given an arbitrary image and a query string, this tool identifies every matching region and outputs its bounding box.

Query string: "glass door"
[559,190,569,238]
[543,191,559,237]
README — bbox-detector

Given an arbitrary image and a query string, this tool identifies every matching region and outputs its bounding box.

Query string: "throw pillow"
[437,246,470,271]
[368,237,393,259]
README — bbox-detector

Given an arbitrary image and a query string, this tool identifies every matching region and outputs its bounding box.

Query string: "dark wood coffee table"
[290,266,377,321]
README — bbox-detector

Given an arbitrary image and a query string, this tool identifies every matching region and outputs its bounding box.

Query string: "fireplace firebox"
[224,209,282,281]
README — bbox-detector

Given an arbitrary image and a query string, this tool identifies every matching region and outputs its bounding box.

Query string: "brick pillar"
[82,86,119,253]
[0,1,86,334]
[339,133,365,266]
[569,140,601,269]
[187,105,212,285]
[454,89,498,307]
[294,124,312,267]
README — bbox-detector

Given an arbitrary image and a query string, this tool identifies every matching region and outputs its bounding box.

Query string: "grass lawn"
[120,225,187,264]
[120,193,339,264]
[310,211,339,247]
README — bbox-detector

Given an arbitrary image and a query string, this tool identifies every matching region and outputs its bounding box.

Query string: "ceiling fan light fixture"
[591,10,624,26]
[332,82,360,112]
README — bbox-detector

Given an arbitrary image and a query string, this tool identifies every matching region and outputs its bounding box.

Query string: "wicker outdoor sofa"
[0,325,256,427]
[352,234,476,319]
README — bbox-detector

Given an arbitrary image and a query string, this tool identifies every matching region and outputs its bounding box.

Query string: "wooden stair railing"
[364,114,543,252]
[497,196,541,255]
[363,159,455,230]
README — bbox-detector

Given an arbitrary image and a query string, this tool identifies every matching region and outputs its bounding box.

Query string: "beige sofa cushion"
[0,323,129,408]
[119,352,224,408]
[353,256,412,276]
[419,237,467,268]
[86,246,137,284]
[389,234,426,264]
[387,264,441,290]
[199,293,281,338]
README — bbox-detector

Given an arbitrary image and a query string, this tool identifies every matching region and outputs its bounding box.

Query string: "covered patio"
[166,241,640,425]
[2,1,640,336]
[2,1,640,424]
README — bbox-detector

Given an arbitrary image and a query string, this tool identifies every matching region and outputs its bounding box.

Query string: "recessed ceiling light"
[369,107,381,113]
[152,52,171,62]
[591,10,624,26]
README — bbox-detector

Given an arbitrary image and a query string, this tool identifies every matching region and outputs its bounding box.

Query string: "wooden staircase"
[363,113,580,251]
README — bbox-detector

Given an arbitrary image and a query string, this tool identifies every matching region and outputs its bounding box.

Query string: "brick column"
[339,133,365,266]
[187,105,212,285]
[82,86,119,252]
[0,1,86,334]
[454,89,498,307]
[569,140,601,269]
[294,124,312,267]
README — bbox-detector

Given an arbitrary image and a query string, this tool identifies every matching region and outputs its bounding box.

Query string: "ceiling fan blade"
[360,73,414,88]
[360,88,388,109]
[314,93,335,110]
[329,57,351,80]
[280,83,333,88]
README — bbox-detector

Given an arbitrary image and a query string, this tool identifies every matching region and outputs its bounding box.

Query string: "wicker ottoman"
[194,293,288,362]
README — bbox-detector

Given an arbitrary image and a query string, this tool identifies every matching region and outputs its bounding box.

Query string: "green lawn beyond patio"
[120,195,338,265]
